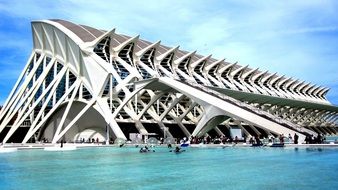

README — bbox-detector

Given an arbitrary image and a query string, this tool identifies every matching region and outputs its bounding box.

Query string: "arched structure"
[0,19,337,144]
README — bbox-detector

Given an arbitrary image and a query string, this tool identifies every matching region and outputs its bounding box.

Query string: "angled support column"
[52,99,96,143]
[159,94,184,121]
[4,68,69,143]
[327,126,337,134]
[121,104,148,135]
[134,120,148,135]
[235,121,250,137]
[157,122,174,138]
[192,105,228,137]
[52,81,81,143]
[136,91,166,120]
[0,53,43,120]
[214,126,225,137]
[20,77,79,144]
[95,98,127,140]
[178,102,197,121]
[248,124,262,137]
[321,127,332,135]
[174,119,191,137]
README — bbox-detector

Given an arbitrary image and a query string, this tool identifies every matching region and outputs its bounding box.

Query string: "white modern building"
[0,19,337,144]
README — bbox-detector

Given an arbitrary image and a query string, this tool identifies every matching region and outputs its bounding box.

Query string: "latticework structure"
[0,19,337,144]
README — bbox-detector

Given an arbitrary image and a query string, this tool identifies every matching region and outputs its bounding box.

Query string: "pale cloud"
[0,0,60,18]
[0,31,31,51]
[186,17,232,50]
[284,26,338,34]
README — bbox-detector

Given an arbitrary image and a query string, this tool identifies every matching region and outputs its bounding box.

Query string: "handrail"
[180,79,315,136]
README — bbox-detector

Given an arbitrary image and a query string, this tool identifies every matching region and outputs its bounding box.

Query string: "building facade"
[0,19,337,144]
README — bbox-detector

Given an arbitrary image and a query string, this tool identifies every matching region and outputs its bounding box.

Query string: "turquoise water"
[1,146,338,190]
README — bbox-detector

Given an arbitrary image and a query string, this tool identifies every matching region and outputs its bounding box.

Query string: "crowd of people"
[187,135,243,144]
[75,137,102,144]
[304,134,325,144]
[159,132,330,145]
[33,133,329,146]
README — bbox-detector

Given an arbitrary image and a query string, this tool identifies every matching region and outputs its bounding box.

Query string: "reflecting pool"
[1,146,338,190]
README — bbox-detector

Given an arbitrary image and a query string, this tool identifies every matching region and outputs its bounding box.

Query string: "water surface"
[0,146,337,190]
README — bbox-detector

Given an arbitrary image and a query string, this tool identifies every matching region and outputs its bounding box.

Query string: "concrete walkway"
[1,142,338,151]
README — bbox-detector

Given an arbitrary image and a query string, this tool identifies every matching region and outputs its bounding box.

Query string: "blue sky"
[0,0,337,105]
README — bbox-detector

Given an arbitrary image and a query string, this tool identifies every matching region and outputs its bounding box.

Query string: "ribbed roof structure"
[0,19,337,144]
